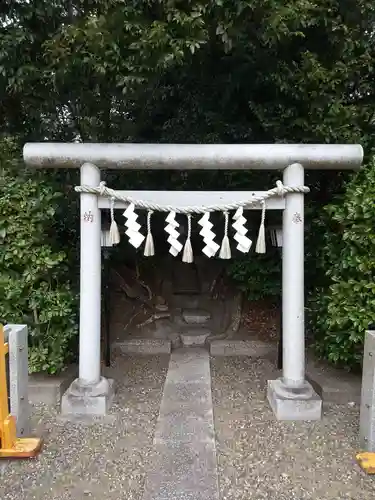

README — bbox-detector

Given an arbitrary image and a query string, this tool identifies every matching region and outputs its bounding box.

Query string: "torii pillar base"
[267,378,322,421]
[61,377,115,417]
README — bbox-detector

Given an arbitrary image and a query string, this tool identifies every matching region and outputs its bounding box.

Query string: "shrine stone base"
[61,377,115,417]
[267,378,322,421]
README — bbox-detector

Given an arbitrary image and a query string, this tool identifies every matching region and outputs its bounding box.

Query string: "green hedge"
[0,140,78,374]
[309,159,375,368]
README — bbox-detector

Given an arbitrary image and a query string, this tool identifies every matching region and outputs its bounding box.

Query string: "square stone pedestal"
[267,378,322,421]
[61,377,115,417]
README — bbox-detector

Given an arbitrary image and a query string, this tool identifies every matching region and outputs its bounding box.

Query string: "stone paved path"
[142,348,219,500]
[0,353,374,499]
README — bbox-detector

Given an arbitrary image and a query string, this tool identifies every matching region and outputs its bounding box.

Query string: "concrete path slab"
[142,348,219,500]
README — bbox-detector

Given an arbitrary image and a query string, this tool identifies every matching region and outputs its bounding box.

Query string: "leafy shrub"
[0,140,78,374]
[227,251,281,302]
[309,159,375,369]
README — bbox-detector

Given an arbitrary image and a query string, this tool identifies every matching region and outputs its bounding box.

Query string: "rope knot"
[275,180,285,196]
[99,181,107,195]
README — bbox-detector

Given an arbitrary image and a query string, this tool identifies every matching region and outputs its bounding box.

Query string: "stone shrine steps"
[182,308,211,325]
[180,328,211,347]
[179,308,212,347]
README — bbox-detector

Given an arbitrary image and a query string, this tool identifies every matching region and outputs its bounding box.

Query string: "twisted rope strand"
[147,210,153,232]
[75,181,309,214]
[259,200,266,225]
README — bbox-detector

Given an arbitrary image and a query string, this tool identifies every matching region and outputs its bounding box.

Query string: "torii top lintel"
[23,143,363,170]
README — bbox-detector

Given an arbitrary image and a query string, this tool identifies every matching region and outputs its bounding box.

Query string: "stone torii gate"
[23,143,363,420]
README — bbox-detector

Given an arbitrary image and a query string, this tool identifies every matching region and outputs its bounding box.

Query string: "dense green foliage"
[0,140,78,373]
[228,252,281,302]
[1,1,374,147]
[0,1,375,370]
[309,161,375,368]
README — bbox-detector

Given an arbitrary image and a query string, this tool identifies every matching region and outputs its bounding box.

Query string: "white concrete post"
[359,329,375,451]
[282,163,305,387]
[79,162,101,385]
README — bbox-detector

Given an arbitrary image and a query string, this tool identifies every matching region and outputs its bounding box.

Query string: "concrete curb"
[306,369,361,405]
[210,339,277,358]
[112,339,172,355]
[28,365,77,406]
[28,342,361,407]
[209,341,361,405]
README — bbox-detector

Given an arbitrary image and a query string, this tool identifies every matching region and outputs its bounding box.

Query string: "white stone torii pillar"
[64,162,115,414]
[282,163,305,386]
[23,143,363,420]
[78,162,102,386]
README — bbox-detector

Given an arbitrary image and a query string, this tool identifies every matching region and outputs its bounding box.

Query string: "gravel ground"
[1,353,374,500]
[211,356,375,500]
[0,355,169,500]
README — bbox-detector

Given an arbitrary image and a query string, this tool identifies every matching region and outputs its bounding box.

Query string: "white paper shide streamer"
[198,212,220,258]
[232,207,252,253]
[123,203,145,249]
[164,211,183,257]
